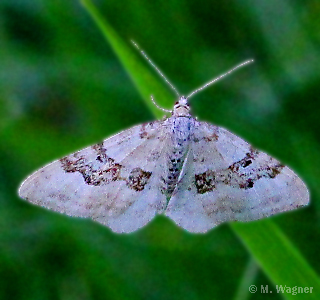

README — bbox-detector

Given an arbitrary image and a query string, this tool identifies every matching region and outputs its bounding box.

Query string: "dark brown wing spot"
[92,142,107,158]
[195,172,215,194]
[193,132,219,143]
[126,168,152,191]
[60,149,123,186]
[204,133,219,142]
[194,150,285,194]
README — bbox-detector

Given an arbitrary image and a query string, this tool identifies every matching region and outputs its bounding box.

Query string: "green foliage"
[1,0,319,299]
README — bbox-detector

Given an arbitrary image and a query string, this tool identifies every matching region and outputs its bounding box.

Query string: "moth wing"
[19,121,170,233]
[166,122,309,233]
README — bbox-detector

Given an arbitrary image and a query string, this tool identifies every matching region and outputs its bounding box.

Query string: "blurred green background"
[1,0,320,299]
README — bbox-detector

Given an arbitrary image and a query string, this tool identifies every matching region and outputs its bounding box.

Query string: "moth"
[19,45,309,233]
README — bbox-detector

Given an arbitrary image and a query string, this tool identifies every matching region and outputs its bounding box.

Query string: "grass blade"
[81,1,320,298]
[81,0,174,119]
[232,219,320,300]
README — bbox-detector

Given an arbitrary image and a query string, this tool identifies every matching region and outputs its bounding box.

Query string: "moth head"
[173,96,191,117]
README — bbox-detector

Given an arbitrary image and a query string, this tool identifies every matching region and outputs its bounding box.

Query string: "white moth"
[19,45,309,233]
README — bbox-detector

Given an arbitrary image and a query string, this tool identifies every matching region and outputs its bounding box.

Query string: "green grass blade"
[81,0,174,119]
[232,219,320,300]
[81,1,320,298]
[233,257,259,300]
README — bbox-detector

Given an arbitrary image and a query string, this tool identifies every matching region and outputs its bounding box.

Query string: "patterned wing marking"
[165,123,309,233]
[19,121,170,233]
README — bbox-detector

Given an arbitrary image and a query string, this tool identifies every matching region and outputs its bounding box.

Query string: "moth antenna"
[151,95,171,113]
[187,59,254,99]
[131,40,180,97]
